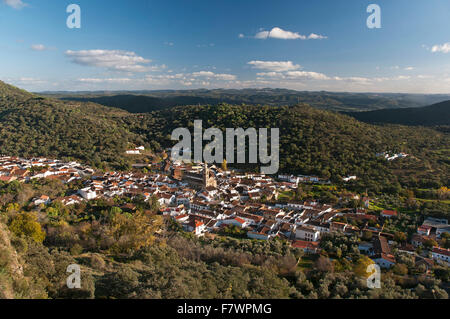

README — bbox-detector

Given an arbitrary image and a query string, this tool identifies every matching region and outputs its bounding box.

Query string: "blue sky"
[1,0,450,93]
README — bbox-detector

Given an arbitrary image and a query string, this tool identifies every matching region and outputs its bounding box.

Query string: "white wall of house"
[432,252,450,266]
[78,188,97,200]
[295,228,320,242]
[373,258,395,269]
[247,232,270,240]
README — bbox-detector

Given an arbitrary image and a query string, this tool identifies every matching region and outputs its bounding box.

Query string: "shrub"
[9,213,45,243]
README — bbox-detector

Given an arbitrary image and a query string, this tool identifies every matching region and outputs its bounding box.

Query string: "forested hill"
[121,103,449,190]
[45,89,450,112]
[0,81,145,170]
[344,101,450,126]
[1,81,449,191]
[59,94,232,113]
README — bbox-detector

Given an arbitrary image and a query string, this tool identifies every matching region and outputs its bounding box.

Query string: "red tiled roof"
[381,210,397,216]
[432,247,450,257]
[292,240,319,249]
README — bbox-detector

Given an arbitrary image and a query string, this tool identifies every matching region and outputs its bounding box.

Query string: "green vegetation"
[0,81,143,170]
[345,101,450,126]
[122,103,449,192]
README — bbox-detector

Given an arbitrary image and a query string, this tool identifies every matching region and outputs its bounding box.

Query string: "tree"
[394,232,407,243]
[108,211,163,255]
[295,186,304,201]
[423,239,438,250]
[392,263,408,276]
[9,212,46,243]
[353,256,375,278]
[441,233,450,249]
[315,256,334,272]
[149,195,160,212]
[362,231,373,241]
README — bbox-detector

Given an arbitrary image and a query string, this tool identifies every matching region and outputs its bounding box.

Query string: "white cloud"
[254,31,271,39]
[256,70,330,81]
[248,60,301,72]
[253,27,326,40]
[65,49,152,72]
[285,71,330,80]
[78,78,132,83]
[417,75,433,79]
[3,0,27,9]
[404,67,415,71]
[147,64,167,72]
[31,44,47,51]
[238,34,245,39]
[307,33,328,40]
[192,71,236,81]
[431,42,450,53]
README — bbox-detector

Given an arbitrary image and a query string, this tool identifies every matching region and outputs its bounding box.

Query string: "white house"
[417,225,432,236]
[373,254,396,269]
[174,214,189,223]
[176,194,191,207]
[220,217,249,228]
[295,225,320,242]
[436,226,450,239]
[287,202,304,211]
[33,195,51,206]
[190,199,209,211]
[185,219,206,236]
[247,226,272,240]
[431,247,450,266]
[78,187,97,200]
[126,150,140,155]
[371,236,396,269]
[60,195,84,206]
[156,193,175,206]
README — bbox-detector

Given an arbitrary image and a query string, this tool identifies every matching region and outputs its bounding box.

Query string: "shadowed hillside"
[344,101,450,126]
[0,81,143,170]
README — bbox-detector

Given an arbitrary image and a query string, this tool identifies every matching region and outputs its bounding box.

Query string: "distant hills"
[58,94,233,113]
[344,101,450,126]
[41,88,450,113]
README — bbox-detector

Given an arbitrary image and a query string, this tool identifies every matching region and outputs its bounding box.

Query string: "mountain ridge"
[344,100,450,126]
[40,88,450,112]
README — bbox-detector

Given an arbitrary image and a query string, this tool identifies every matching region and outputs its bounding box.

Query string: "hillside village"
[0,155,449,271]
